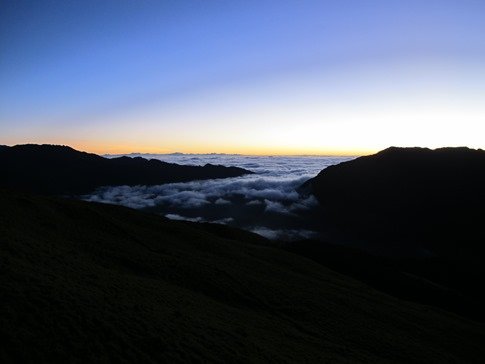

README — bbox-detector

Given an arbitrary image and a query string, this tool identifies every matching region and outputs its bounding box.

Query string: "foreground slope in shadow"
[298,147,485,322]
[0,144,252,195]
[1,190,484,362]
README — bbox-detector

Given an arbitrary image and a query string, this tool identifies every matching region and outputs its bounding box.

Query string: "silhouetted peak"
[306,146,485,259]
[376,146,481,158]
[6,143,101,159]
[0,144,253,195]
[377,146,430,154]
[11,143,79,153]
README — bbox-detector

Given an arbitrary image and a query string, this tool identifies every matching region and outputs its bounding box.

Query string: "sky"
[1,0,484,155]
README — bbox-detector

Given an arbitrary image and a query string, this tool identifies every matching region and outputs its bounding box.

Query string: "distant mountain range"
[104,152,242,157]
[0,144,252,195]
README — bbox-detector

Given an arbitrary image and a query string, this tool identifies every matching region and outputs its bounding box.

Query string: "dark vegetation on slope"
[304,146,485,257]
[284,239,484,322]
[0,144,252,196]
[295,147,485,322]
[1,189,484,363]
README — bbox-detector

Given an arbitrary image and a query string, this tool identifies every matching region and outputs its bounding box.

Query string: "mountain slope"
[284,238,484,321]
[304,146,485,257]
[0,190,484,362]
[0,144,252,195]
[297,147,485,323]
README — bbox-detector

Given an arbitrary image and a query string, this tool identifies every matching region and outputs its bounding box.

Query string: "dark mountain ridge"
[294,147,485,322]
[0,144,252,195]
[1,189,484,362]
[304,146,485,257]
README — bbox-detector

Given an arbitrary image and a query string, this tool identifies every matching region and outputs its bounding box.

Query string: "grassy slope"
[0,190,483,363]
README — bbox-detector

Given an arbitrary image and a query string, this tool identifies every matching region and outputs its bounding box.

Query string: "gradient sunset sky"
[1,0,484,155]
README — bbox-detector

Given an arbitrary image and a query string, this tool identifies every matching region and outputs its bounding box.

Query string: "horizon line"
[3,142,481,157]
[1,142,372,157]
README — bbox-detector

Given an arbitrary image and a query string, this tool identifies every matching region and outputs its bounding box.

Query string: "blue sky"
[1,0,484,154]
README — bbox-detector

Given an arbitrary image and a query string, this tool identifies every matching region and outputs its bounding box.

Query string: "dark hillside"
[305,146,485,257]
[0,144,252,195]
[284,239,484,321]
[299,147,485,323]
[0,190,484,362]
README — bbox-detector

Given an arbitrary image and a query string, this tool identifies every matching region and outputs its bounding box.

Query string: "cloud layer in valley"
[85,155,353,240]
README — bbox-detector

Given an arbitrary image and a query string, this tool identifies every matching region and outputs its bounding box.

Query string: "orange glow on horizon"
[64,142,373,157]
[1,136,372,156]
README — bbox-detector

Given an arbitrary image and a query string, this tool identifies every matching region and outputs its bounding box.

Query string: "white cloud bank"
[85,155,353,240]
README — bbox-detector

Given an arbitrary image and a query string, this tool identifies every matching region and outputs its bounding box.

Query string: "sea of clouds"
[84,154,354,240]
